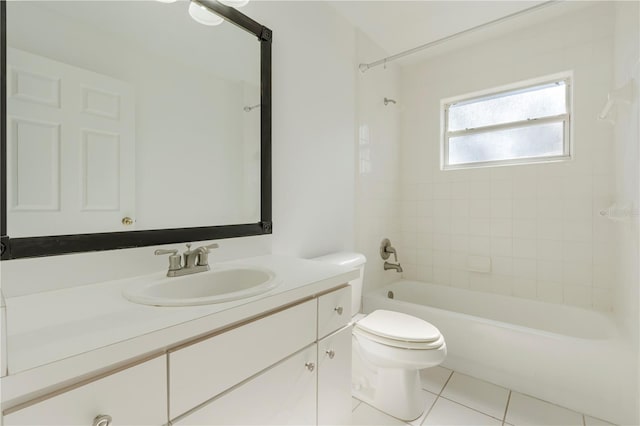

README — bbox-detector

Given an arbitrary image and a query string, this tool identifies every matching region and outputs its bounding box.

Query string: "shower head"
[384,97,397,106]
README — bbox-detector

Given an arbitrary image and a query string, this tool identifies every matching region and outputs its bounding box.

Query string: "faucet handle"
[195,243,219,266]
[380,238,398,262]
[154,249,182,273]
[154,249,178,256]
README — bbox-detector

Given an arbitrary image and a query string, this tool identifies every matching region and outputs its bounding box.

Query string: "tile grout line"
[432,371,510,423]
[437,370,455,397]
[437,394,509,423]
[417,395,438,426]
[502,390,512,426]
[417,370,455,426]
[513,388,593,417]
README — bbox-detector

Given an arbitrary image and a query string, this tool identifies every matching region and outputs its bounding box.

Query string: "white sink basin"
[123,265,279,307]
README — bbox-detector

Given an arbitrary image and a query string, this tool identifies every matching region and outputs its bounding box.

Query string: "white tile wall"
[398,3,617,312]
[611,2,639,421]
[612,10,640,297]
[354,31,402,294]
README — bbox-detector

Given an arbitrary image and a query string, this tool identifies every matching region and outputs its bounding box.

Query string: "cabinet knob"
[121,217,134,226]
[334,306,343,315]
[305,362,315,372]
[325,349,335,359]
[93,414,112,426]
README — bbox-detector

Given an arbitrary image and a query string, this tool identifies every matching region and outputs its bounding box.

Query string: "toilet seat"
[354,310,444,350]
[353,327,445,350]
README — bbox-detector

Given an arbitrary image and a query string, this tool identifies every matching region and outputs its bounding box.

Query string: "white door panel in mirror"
[7,48,135,237]
[6,1,261,237]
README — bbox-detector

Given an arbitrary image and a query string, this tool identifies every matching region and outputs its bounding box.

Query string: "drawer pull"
[334,306,343,315]
[305,362,315,372]
[93,414,112,426]
[326,349,335,359]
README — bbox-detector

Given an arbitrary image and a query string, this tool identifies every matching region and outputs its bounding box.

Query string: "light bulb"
[189,1,224,26]
[218,0,250,8]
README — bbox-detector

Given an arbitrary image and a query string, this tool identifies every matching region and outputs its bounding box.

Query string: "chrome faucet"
[384,262,403,272]
[155,243,219,277]
[380,238,403,273]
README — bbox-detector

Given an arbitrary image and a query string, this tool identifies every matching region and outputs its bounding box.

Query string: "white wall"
[1,2,359,295]
[243,1,357,258]
[612,1,640,422]
[354,31,402,293]
[398,4,617,312]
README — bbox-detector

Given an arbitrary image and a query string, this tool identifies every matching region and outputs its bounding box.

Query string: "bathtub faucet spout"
[384,261,403,273]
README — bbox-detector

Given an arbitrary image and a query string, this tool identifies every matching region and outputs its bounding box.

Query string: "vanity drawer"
[169,299,317,419]
[3,356,167,426]
[317,286,351,339]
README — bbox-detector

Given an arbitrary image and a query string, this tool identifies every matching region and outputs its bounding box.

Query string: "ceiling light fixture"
[188,1,224,26]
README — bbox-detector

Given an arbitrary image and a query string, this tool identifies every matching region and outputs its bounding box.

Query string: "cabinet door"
[169,300,317,418]
[3,356,167,426]
[318,326,352,426]
[175,344,317,426]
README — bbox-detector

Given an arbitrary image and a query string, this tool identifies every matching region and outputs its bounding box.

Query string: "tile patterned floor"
[351,366,616,426]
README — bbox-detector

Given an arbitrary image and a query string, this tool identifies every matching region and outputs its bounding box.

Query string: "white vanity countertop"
[1,255,358,404]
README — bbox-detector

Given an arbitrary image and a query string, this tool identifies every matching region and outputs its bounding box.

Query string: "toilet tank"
[311,252,366,317]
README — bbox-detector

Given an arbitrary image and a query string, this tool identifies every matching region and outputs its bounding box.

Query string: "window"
[441,74,572,169]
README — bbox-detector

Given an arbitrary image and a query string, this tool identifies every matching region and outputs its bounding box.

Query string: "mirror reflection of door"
[5,1,261,239]
[7,48,136,237]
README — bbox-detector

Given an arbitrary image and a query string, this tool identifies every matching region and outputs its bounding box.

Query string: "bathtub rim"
[367,280,619,341]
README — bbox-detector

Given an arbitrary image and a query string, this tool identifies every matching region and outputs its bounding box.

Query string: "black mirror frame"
[0,0,272,260]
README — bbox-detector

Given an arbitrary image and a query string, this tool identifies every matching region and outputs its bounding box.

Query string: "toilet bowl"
[313,252,446,421]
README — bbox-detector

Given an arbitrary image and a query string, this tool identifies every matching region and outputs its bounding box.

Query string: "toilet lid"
[354,310,441,343]
[353,326,445,350]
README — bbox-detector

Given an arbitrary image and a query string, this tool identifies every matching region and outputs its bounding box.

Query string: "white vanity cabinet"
[3,356,167,426]
[316,285,352,425]
[172,286,353,426]
[175,344,318,425]
[317,326,352,425]
[2,284,354,426]
[168,299,318,419]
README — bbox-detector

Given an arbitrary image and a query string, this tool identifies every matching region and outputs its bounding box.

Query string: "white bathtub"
[363,280,637,425]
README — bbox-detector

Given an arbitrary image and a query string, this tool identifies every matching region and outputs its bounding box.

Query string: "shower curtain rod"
[358,0,560,73]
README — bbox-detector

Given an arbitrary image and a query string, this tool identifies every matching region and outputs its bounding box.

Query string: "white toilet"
[313,252,446,421]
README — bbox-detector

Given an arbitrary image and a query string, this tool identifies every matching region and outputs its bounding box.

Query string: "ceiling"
[327,1,583,66]
[10,1,260,84]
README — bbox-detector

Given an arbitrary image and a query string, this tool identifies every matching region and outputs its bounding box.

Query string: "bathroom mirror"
[0,0,273,259]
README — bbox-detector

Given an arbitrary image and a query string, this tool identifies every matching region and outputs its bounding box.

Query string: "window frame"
[441,72,573,170]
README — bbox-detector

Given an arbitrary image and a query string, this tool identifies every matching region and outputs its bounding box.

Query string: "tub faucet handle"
[380,238,398,262]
